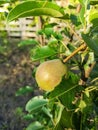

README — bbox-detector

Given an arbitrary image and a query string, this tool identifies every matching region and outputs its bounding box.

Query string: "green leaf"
[67,44,76,53]
[44,23,58,28]
[54,123,63,130]
[42,107,52,119]
[70,14,81,26]
[59,85,78,109]
[49,73,80,109]
[15,86,33,96]
[44,28,53,37]
[26,96,48,113]
[54,108,81,129]
[60,108,74,128]
[0,2,6,5]
[78,100,87,111]
[78,92,93,114]
[48,39,59,51]
[7,1,68,22]
[79,0,90,5]
[23,114,34,121]
[78,0,90,25]
[79,5,85,25]
[0,0,10,5]
[53,32,63,40]
[82,33,98,56]
[90,0,98,5]
[78,0,84,4]
[48,39,58,45]
[26,121,44,130]
[90,62,98,78]
[89,12,98,27]
[18,39,39,47]
[31,46,57,61]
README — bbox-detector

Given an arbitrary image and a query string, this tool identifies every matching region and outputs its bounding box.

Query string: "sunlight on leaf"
[79,100,86,111]
[7,1,68,22]
[18,39,39,47]
[31,46,57,61]
[26,96,48,113]
[26,121,44,130]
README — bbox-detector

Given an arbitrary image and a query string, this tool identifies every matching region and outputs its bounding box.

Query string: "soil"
[0,38,40,130]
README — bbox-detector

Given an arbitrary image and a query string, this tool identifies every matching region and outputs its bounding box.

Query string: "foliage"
[6,0,98,130]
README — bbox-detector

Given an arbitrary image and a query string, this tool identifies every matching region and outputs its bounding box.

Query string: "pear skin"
[35,59,68,91]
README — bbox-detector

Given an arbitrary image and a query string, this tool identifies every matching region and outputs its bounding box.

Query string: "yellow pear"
[35,59,68,91]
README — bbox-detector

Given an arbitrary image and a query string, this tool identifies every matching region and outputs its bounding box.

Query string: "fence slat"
[0,17,37,39]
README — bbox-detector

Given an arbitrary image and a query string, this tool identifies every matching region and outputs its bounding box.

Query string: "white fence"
[0,1,68,39]
[0,17,38,39]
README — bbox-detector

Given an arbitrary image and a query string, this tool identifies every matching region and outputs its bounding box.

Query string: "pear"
[35,59,68,91]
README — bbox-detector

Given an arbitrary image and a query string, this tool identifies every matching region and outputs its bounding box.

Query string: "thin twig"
[91,77,98,84]
[63,44,87,63]
[66,23,82,41]
[85,62,96,78]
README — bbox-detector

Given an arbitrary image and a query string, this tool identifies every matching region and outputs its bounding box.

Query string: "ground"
[0,38,39,130]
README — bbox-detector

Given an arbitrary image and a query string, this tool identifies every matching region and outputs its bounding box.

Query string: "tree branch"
[63,44,87,63]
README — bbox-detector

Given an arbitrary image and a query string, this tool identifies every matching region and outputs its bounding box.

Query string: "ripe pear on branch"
[35,59,68,91]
